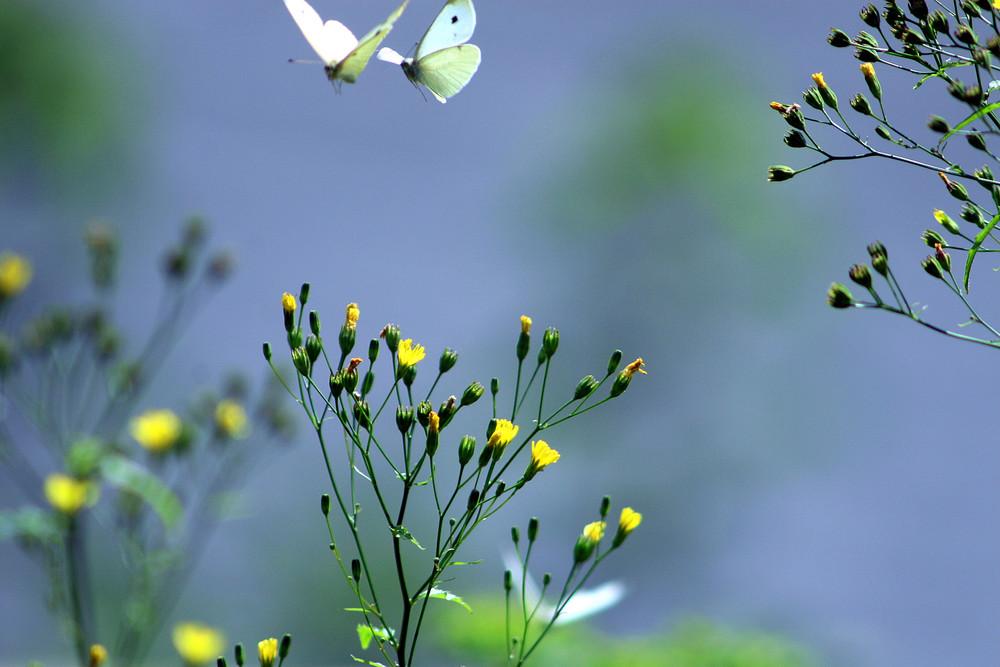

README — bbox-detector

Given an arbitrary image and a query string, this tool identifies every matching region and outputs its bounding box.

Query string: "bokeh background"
[3,0,1000,664]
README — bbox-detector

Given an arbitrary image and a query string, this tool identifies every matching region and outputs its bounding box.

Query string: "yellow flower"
[88,644,108,667]
[428,410,440,434]
[583,520,606,543]
[520,315,531,334]
[345,302,360,329]
[215,399,249,439]
[130,409,183,452]
[487,419,518,449]
[622,358,647,378]
[0,251,32,299]
[172,622,225,665]
[860,63,875,78]
[281,292,296,313]
[258,637,278,667]
[811,72,826,88]
[397,338,425,368]
[612,507,642,548]
[523,440,560,480]
[44,473,97,515]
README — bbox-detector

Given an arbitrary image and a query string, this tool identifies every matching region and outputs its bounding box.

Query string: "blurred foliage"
[431,598,816,667]
[0,1,142,201]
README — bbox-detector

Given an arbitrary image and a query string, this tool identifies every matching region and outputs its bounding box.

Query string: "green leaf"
[350,657,387,667]
[940,100,1000,143]
[965,213,1000,291]
[100,455,183,529]
[355,624,392,650]
[913,61,967,90]
[415,587,472,612]
[390,524,424,550]
[0,507,61,543]
[448,560,482,566]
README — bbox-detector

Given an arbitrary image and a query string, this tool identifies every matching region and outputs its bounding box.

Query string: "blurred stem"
[66,516,91,667]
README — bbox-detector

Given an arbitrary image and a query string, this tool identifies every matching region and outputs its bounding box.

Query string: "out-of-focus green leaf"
[100,455,182,529]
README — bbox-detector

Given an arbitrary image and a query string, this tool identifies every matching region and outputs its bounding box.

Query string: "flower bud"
[416,400,432,427]
[542,327,559,358]
[574,375,599,399]
[342,368,359,393]
[802,86,824,110]
[600,495,611,519]
[402,364,417,388]
[527,517,539,542]
[859,3,879,27]
[516,329,531,362]
[467,488,480,511]
[828,28,852,47]
[353,400,371,430]
[606,349,622,376]
[298,283,310,306]
[305,334,322,362]
[321,493,330,516]
[827,283,854,309]
[352,559,362,582]
[955,24,978,45]
[495,481,505,497]
[927,116,949,133]
[974,165,995,187]
[339,323,356,357]
[922,229,945,247]
[291,347,310,376]
[383,324,400,352]
[610,372,632,397]
[368,338,379,362]
[767,165,796,182]
[503,569,513,592]
[849,93,872,115]
[782,105,806,131]
[262,342,272,362]
[491,377,500,396]
[287,326,303,349]
[309,310,321,335]
[811,72,838,109]
[934,209,961,235]
[438,395,457,424]
[848,264,873,289]
[939,171,970,201]
[922,256,944,279]
[461,381,484,406]
[989,35,1000,58]
[235,644,245,666]
[329,370,344,398]
[396,405,414,434]
[279,635,292,659]
[458,435,476,466]
[967,132,987,151]
[875,126,892,141]
[511,526,520,544]
[859,63,881,100]
[930,10,949,33]
[282,293,297,331]
[960,204,985,228]
[439,347,459,373]
[426,411,440,456]
[783,130,807,148]
[935,246,952,272]
[909,0,929,20]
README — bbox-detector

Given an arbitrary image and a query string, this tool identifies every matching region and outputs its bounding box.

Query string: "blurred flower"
[172,622,225,665]
[612,507,642,548]
[130,408,183,452]
[520,315,531,334]
[215,399,249,439]
[44,473,96,515]
[0,251,32,299]
[573,520,606,563]
[88,644,108,667]
[584,520,605,543]
[345,302,359,329]
[258,637,278,667]
[523,440,560,481]
[397,338,425,369]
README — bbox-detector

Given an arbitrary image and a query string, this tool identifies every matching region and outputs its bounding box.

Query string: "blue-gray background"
[3,0,999,664]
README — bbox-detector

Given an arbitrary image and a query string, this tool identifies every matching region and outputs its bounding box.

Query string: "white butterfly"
[502,552,626,625]
[283,0,408,85]
[377,0,481,103]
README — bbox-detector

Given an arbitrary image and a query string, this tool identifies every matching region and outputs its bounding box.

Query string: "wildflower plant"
[769,0,1000,348]
[0,220,293,666]
[264,285,645,667]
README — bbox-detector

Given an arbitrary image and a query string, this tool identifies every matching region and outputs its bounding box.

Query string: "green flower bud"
[352,558,362,582]
[528,517,539,542]
[607,349,622,375]
[305,334,322,362]
[438,395,457,423]
[542,327,559,358]
[342,368,359,393]
[875,126,892,141]
[940,172,970,201]
[855,31,878,49]
[974,165,995,187]
[817,83,838,109]
[384,324,400,352]
[298,283,310,306]
[458,435,476,466]
[600,495,611,519]
[321,494,330,516]
[922,229,945,247]
[309,310,321,335]
[416,400,432,427]
[287,326,303,349]
[511,526,520,544]
[439,347,459,373]
[279,635,292,659]
[922,256,944,279]
[503,569,513,592]
[934,209,961,235]
[461,381,484,406]
[927,116,950,133]
[537,345,547,365]
[827,283,854,309]
[262,342,272,362]
[859,4,879,27]
[767,165,796,182]
[955,23,978,45]
[426,428,439,457]
[516,330,530,361]
[936,246,952,272]
[396,405,414,434]
[848,264,873,289]
[402,364,417,387]
[988,35,1000,58]
[901,28,925,45]
[783,129,807,148]
[573,534,597,564]
[235,643,245,667]
[495,481,505,497]
[803,86,824,110]
[849,93,872,115]
[909,0,929,20]
[329,370,344,398]
[930,10,949,33]
[574,375,599,399]
[973,47,991,68]
[782,105,806,131]
[291,347,310,376]
[353,400,371,430]
[967,132,987,151]
[828,28,852,47]
[339,323,356,357]
[368,338,379,362]
[610,372,632,398]
[491,377,500,396]
[467,488,480,511]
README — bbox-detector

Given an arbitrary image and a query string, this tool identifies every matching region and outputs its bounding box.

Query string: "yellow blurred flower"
[520,315,531,334]
[397,338,425,368]
[612,507,642,548]
[215,399,248,439]
[281,292,296,313]
[130,409,183,452]
[258,637,278,667]
[88,644,108,667]
[44,473,97,515]
[172,622,226,665]
[583,520,606,543]
[345,302,360,329]
[0,251,32,299]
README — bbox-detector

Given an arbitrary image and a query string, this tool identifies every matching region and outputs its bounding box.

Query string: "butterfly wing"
[409,44,480,103]
[414,0,476,60]
[283,0,358,65]
[332,0,409,83]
